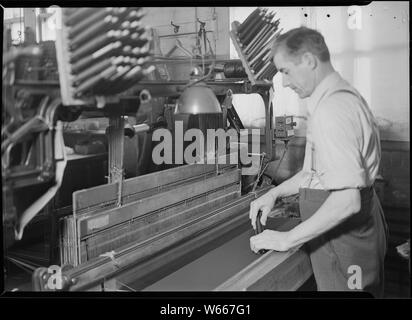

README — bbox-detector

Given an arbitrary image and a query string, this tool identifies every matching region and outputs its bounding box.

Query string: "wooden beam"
[77,168,241,237]
[73,162,236,213]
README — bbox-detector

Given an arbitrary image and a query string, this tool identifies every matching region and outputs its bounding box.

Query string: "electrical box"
[274,116,296,139]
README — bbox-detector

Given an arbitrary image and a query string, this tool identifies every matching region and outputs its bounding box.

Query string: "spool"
[223,61,247,78]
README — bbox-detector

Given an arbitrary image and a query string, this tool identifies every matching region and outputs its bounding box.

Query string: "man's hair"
[272,27,330,63]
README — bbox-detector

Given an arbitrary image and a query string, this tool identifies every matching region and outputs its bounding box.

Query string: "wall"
[230,3,409,141]
[230,4,409,210]
[142,7,230,60]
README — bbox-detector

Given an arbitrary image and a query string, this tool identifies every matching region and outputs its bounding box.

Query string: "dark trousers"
[299,187,388,297]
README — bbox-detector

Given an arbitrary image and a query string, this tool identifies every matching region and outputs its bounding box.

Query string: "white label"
[87,215,109,231]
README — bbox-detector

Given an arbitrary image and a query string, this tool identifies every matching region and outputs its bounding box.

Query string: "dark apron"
[299,187,388,297]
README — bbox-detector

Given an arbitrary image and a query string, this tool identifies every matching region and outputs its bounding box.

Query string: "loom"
[2,7,312,291]
[31,72,312,291]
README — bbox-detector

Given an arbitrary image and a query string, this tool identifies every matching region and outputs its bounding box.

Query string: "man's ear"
[302,52,317,70]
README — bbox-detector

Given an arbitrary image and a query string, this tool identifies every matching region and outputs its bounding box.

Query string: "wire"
[272,140,289,183]
[183,61,216,89]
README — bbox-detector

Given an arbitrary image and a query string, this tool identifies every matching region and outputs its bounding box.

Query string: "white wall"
[142,7,230,59]
[230,3,410,141]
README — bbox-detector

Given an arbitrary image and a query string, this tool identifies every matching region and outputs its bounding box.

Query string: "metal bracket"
[221,89,233,130]
[171,21,180,34]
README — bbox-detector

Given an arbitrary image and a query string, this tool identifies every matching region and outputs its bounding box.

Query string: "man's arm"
[250,188,361,252]
[270,169,307,199]
[285,188,361,247]
[250,169,307,229]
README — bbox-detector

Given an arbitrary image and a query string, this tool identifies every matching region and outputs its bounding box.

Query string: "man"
[249,27,388,297]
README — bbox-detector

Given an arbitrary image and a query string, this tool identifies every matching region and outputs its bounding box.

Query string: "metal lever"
[255,209,268,254]
[171,21,180,34]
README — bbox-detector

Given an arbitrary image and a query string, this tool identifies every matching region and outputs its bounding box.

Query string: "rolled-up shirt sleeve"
[311,94,368,190]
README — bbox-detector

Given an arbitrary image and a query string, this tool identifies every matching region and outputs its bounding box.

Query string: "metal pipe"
[123,33,150,47]
[242,16,269,47]
[255,60,272,79]
[95,65,132,93]
[70,16,119,47]
[237,8,260,34]
[64,8,96,26]
[248,46,270,66]
[239,8,267,40]
[74,65,117,96]
[260,28,283,49]
[68,8,109,36]
[115,65,154,91]
[113,7,129,18]
[239,13,266,45]
[70,30,125,62]
[129,20,143,30]
[247,23,277,57]
[243,23,271,54]
[259,64,277,80]
[238,10,265,42]
[126,9,145,20]
[248,28,282,64]
[252,59,265,73]
[247,34,274,62]
[71,41,122,74]
[73,57,121,85]
[131,46,150,57]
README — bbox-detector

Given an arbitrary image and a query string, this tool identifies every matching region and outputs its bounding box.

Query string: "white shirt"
[301,71,381,190]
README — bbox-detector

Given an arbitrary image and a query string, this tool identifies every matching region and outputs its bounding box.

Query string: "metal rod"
[239,13,266,45]
[70,30,125,62]
[248,46,270,66]
[95,65,132,93]
[68,8,109,36]
[252,59,265,73]
[243,23,271,54]
[70,16,119,47]
[259,64,277,80]
[130,46,150,57]
[247,34,274,62]
[73,57,120,85]
[238,10,266,42]
[74,65,117,96]
[64,8,96,26]
[255,60,272,79]
[126,9,145,20]
[260,28,283,49]
[237,8,261,34]
[247,24,277,57]
[71,41,122,74]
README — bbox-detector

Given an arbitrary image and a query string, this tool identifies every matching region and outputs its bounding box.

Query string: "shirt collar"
[306,71,341,116]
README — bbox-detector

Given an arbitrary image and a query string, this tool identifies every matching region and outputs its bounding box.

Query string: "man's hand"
[249,190,278,230]
[250,229,291,253]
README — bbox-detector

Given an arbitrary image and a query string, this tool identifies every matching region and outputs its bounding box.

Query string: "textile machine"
[2,7,312,291]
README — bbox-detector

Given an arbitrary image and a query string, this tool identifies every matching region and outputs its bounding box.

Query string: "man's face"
[273,49,316,99]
